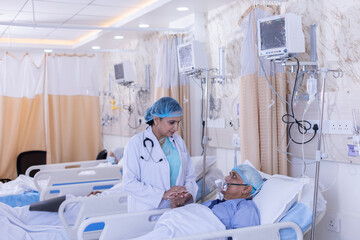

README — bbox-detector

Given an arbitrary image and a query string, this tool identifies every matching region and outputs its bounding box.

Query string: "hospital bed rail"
[169,221,303,240]
[75,209,303,240]
[58,192,129,240]
[25,159,110,177]
[34,165,122,200]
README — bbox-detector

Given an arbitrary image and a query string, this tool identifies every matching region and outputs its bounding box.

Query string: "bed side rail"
[58,193,128,240]
[25,160,108,176]
[77,208,169,240]
[169,221,303,240]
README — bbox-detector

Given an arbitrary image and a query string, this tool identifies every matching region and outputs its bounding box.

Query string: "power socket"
[326,120,353,135]
[232,134,240,148]
[327,216,341,233]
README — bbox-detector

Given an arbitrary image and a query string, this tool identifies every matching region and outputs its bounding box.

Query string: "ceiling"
[0,0,232,52]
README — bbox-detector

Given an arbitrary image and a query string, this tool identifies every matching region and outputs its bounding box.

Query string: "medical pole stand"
[201,69,210,203]
[310,69,327,240]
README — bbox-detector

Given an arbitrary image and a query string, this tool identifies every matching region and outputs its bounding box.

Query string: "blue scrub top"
[161,137,181,187]
[203,198,260,229]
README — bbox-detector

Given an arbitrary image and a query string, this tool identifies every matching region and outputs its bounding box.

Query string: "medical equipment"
[177,40,208,73]
[114,61,135,86]
[257,13,305,59]
[139,133,163,163]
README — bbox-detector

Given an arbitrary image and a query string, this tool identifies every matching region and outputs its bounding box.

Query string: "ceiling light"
[92,46,100,50]
[138,24,149,28]
[44,49,53,53]
[177,7,189,11]
[114,35,124,40]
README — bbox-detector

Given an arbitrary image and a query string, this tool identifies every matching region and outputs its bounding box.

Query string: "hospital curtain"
[154,34,192,154]
[45,54,102,164]
[238,7,288,175]
[0,53,46,179]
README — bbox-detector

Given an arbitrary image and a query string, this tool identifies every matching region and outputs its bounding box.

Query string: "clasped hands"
[163,186,192,208]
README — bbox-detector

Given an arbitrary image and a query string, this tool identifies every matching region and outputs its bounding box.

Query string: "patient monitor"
[114,61,135,86]
[177,40,208,73]
[257,13,305,59]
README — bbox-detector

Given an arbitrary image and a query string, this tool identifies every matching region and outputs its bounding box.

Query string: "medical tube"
[145,64,150,91]
[218,47,225,79]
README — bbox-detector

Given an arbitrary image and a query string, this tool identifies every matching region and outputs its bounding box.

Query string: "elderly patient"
[131,164,264,240]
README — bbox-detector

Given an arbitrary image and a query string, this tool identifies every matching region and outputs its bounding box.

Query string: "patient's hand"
[87,191,102,196]
[163,186,188,200]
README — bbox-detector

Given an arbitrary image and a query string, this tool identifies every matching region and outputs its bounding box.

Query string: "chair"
[96,149,108,160]
[17,150,46,177]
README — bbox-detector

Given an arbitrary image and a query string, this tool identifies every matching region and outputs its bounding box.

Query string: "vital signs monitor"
[257,13,305,59]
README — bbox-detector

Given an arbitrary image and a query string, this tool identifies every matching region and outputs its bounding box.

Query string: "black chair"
[96,149,108,160]
[17,150,46,177]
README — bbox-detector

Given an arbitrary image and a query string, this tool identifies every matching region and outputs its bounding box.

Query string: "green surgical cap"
[232,164,263,195]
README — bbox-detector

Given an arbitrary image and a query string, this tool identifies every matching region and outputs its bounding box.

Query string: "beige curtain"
[0,53,102,179]
[238,7,288,175]
[154,34,192,154]
[45,54,102,164]
[0,53,46,179]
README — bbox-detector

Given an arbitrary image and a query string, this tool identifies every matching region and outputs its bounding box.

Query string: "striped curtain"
[238,7,288,175]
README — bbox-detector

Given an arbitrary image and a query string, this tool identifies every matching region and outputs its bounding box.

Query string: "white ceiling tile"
[79,5,133,17]
[37,0,93,4]
[65,14,110,26]
[91,0,145,8]
[2,26,55,38]
[22,1,86,15]
[0,10,19,22]
[0,0,28,11]
[46,29,90,40]
[14,11,74,24]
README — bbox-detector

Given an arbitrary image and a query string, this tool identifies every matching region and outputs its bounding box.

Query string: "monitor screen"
[260,17,286,51]
[114,63,124,80]
[178,44,194,70]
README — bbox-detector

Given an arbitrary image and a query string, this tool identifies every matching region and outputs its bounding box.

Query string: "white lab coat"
[123,126,198,212]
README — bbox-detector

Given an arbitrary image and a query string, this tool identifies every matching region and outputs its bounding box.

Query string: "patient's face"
[222,170,252,200]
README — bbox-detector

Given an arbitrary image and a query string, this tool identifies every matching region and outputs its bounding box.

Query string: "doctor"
[123,97,198,212]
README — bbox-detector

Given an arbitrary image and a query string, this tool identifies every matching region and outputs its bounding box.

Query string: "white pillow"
[253,175,308,225]
[191,156,216,180]
[243,159,271,180]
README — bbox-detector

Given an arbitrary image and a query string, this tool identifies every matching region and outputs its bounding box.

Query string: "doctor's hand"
[163,186,188,201]
[170,192,192,208]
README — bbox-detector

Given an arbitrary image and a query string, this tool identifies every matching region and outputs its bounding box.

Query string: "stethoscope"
[140,132,177,163]
[140,133,163,163]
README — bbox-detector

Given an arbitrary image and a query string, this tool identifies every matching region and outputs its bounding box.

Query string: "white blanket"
[0,175,38,197]
[0,196,80,240]
[131,204,226,240]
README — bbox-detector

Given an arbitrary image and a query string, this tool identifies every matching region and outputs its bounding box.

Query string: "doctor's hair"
[146,119,154,125]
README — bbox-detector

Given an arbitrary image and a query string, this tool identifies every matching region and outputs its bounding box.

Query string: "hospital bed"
[65,163,326,240]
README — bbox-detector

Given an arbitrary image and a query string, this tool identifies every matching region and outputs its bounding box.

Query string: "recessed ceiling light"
[138,24,149,28]
[44,49,53,53]
[177,7,189,11]
[114,35,124,40]
[92,46,100,50]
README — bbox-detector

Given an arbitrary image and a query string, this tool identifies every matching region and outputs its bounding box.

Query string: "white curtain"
[154,34,192,154]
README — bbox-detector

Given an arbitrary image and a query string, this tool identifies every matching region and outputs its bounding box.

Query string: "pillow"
[243,159,271,180]
[253,175,308,225]
[191,156,216,180]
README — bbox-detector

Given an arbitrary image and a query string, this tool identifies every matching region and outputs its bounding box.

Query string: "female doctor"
[122,97,198,212]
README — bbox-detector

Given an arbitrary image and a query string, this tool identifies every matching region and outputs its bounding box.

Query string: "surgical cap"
[112,147,124,161]
[144,97,183,122]
[232,164,263,195]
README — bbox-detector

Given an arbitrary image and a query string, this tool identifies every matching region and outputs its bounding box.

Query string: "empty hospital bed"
[70,162,326,240]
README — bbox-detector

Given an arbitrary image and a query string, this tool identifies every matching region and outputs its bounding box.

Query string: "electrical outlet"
[326,120,353,135]
[327,216,341,233]
[232,134,240,148]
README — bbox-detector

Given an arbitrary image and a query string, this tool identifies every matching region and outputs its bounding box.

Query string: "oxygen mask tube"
[215,179,225,200]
